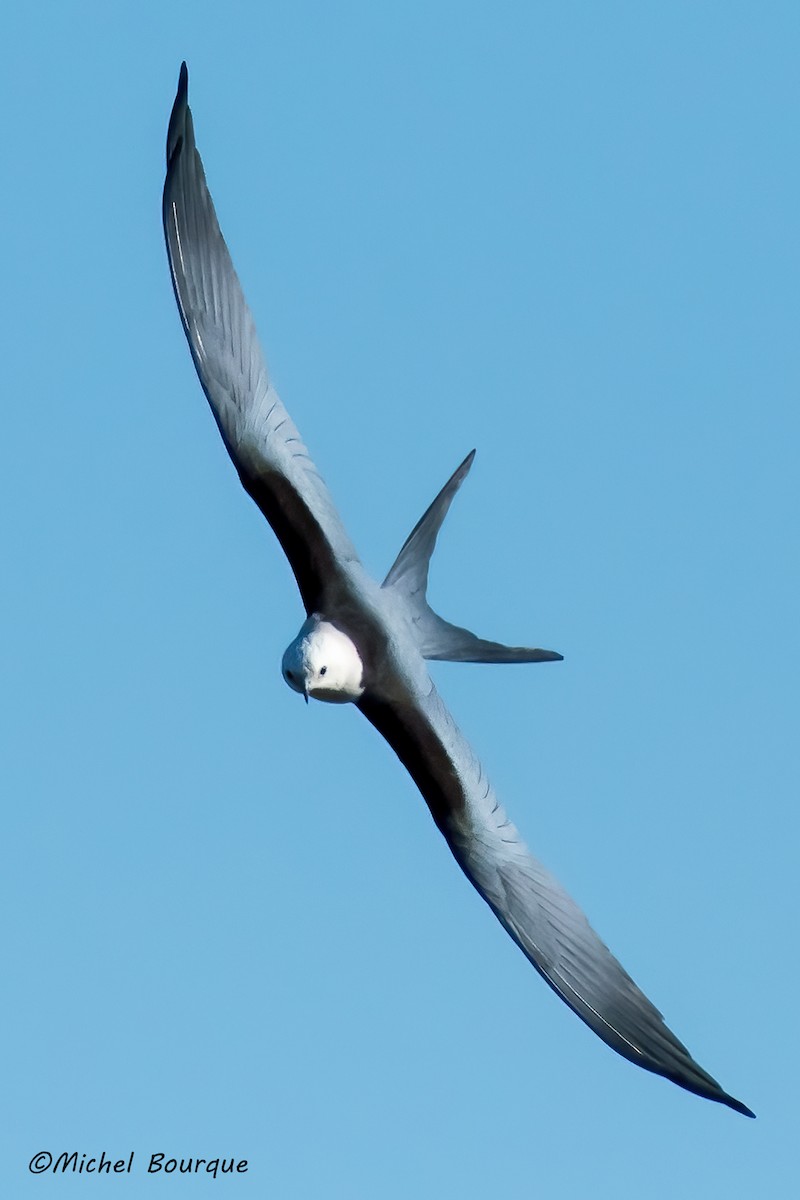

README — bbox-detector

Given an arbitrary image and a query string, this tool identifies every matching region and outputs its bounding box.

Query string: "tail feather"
[383,452,562,665]
[419,613,563,663]
[383,450,475,599]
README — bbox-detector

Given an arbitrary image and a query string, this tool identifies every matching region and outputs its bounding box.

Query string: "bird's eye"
[286,669,295,681]
[319,666,327,677]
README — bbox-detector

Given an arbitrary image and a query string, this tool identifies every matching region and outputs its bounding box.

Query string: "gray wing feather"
[163,64,359,611]
[359,685,754,1117]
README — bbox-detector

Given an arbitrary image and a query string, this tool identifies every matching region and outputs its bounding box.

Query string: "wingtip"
[726,1095,756,1119]
[166,62,190,167]
[454,448,476,481]
[173,62,188,110]
[683,1074,755,1119]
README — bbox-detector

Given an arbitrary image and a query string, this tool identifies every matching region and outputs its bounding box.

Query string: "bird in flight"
[162,64,753,1118]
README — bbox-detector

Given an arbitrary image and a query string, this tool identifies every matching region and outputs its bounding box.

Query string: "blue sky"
[3,2,797,1195]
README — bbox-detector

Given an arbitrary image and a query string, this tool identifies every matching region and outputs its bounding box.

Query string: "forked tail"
[382,451,563,664]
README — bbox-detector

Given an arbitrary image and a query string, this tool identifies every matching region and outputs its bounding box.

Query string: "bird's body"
[163,64,753,1118]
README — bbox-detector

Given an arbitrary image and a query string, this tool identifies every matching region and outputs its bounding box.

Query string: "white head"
[281,616,365,704]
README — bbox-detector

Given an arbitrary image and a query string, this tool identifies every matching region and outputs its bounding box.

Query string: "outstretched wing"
[358,685,754,1118]
[163,64,359,612]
